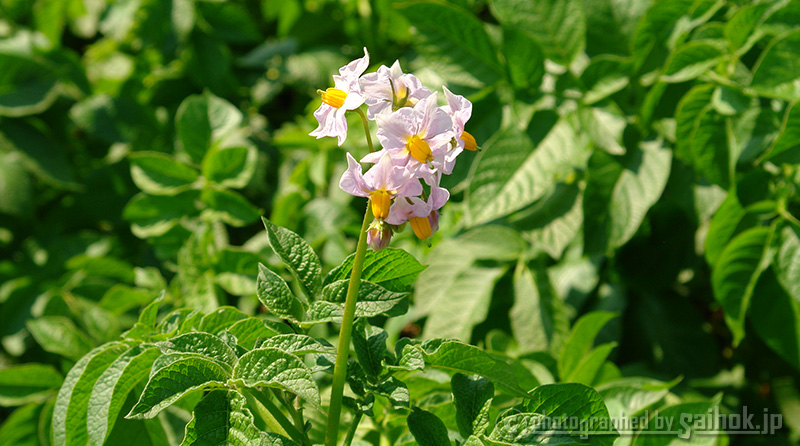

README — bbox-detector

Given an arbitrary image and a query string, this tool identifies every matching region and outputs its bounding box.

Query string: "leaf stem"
[245,387,308,445]
[356,108,375,152]
[325,203,372,446]
[343,411,363,446]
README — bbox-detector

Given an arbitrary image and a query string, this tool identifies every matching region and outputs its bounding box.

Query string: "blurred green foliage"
[1,0,800,445]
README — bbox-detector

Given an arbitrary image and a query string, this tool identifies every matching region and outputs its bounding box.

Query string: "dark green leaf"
[324,248,426,293]
[451,373,493,438]
[128,152,199,195]
[201,146,256,188]
[202,188,261,227]
[407,407,451,446]
[263,218,322,300]
[558,311,617,379]
[353,319,387,379]
[232,347,320,407]
[256,263,306,322]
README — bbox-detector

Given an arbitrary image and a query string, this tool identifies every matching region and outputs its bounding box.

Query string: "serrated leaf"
[0,363,62,406]
[232,348,320,407]
[422,340,529,397]
[202,145,256,188]
[510,263,569,355]
[53,342,129,446]
[451,373,493,438]
[407,407,450,446]
[396,1,502,85]
[490,0,586,65]
[258,334,334,355]
[263,218,322,300]
[558,311,617,380]
[256,263,306,322]
[127,357,229,419]
[712,225,775,345]
[156,332,239,369]
[468,121,591,225]
[129,152,199,195]
[353,319,387,379]
[26,316,92,361]
[86,345,161,446]
[323,248,427,293]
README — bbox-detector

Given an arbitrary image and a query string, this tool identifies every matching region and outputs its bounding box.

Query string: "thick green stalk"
[325,204,372,446]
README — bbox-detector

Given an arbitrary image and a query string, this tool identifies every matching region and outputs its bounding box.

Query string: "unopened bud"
[367,220,392,251]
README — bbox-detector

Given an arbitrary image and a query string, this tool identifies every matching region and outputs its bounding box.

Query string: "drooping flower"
[385,174,449,240]
[339,152,422,220]
[442,86,476,151]
[364,93,455,177]
[309,48,370,146]
[360,61,433,119]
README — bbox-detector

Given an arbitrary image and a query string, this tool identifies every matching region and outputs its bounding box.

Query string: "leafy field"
[1,0,799,445]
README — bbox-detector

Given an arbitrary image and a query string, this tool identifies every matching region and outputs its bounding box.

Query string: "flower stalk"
[325,202,372,446]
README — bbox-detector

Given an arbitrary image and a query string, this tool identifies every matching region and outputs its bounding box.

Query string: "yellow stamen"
[461,131,478,151]
[370,190,392,219]
[319,88,347,108]
[409,216,432,239]
[406,135,433,163]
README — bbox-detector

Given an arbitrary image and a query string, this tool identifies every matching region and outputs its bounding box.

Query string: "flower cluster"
[310,48,477,250]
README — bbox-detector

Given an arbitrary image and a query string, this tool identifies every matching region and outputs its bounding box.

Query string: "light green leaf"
[127,357,229,419]
[202,188,261,227]
[468,121,591,225]
[558,311,617,380]
[490,0,586,65]
[763,99,800,162]
[704,191,746,266]
[129,152,199,195]
[213,248,262,296]
[776,226,800,303]
[232,347,320,407]
[407,407,451,446]
[263,218,322,300]
[175,93,242,164]
[26,316,92,361]
[580,105,627,155]
[258,334,334,356]
[225,318,291,350]
[751,29,800,100]
[86,345,161,446]
[510,263,569,355]
[451,373,493,438]
[123,190,201,238]
[396,1,502,85]
[597,377,678,418]
[156,332,239,369]
[198,306,249,334]
[725,2,773,51]
[371,376,410,409]
[712,225,775,345]
[661,41,723,83]
[53,342,129,446]
[580,56,631,105]
[0,363,62,406]
[324,248,427,293]
[422,266,506,342]
[202,145,257,189]
[353,319,387,379]
[675,84,715,163]
[422,340,529,397]
[564,342,617,386]
[256,263,306,322]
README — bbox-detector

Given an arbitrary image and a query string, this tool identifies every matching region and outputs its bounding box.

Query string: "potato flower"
[310,48,370,146]
[360,60,433,119]
[339,152,422,220]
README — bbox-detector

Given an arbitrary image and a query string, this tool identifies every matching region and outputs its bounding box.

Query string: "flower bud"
[367,220,392,251]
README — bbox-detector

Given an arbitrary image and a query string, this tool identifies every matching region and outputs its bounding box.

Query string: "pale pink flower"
[360,61,433,119]
[339,152,422,220]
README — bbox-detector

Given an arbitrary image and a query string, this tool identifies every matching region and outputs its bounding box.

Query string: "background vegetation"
[1,0,800,445]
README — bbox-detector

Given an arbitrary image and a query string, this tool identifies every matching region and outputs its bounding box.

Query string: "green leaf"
[262,218,322,300]
[27,316,93,361]
[0,152,33,218]
[725,2,773,51]
[704,191,747,266]
[0,403,44,446]
[324,248,427,293]
[523,383,618,445]
[258,334,334,356]
[202,188,261,227]
[751,267,800,368]
[661,41,723,83]
[123,190,201,238]
[675,84,716,162]
[127,357,229,419]
[305,281,409,324]
[502,28,544,90]
[86,345,161,446]
[751,29,800,100]
[776,226,800,304]
[353,319,388,379]
[0,363,62,406]
[53,342,129,446]
[563,342,617,386]
[631,398,720,446]
[711,225,774,345]
[198,306,249,334]
[584,141,672,253]
[232,348,320,407]
[580,56,631,105]
[451,373,493,438]
[763,99,800,162]
[583,0,649,57]
[422,266,506,342]
[490,0,586,65]
[175,93,242,164]
[156,332,239,369]
[510,263,569,354]
[396,0,502,84]
[0,66,60,117]
[128,152,199,195]
[597,377,677,418]
[201,145,256,188]
[579,105,627,155]
[558,311,617,380]
[225,318,291,350]
[370,376,410,409]
[407,407,451,446]
[468,121,591,225]
[256,263,306,322]
[422,340,529,397]
[181,390,301,446]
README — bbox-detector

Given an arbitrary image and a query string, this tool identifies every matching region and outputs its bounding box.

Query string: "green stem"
[343,411,363,446]
[325,204,372,446]
[245,388,308,445]
[356,108,375,152]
